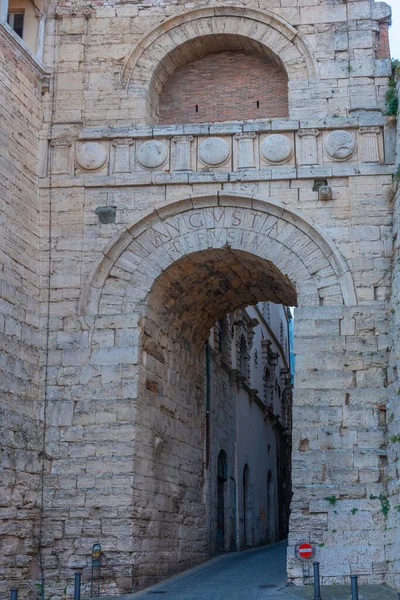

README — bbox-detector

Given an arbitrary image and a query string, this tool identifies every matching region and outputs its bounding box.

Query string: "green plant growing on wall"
[370,493,391,519]
[390,434,400,443]
[324,496,337,505]
[385,60,400,116]
[351,507,358,515]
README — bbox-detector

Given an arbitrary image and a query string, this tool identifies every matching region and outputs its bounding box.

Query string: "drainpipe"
[205,340,211,555]
[205,341,210,468]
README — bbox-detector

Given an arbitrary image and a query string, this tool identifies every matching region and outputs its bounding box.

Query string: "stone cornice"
[78,116,388,141]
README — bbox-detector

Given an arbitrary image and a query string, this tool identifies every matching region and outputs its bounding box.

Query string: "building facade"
[207,303,292,556]
[1,0,400,596]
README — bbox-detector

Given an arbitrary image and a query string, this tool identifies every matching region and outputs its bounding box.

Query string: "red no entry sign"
[295,542,315,560]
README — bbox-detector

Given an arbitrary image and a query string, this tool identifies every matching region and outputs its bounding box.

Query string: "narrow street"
[98,541,398,600]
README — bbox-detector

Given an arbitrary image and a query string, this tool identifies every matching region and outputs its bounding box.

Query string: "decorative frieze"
[51,124,387,178]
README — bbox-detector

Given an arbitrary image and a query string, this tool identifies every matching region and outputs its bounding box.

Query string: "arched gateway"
[72,194,361,589]
[1,0,397,593]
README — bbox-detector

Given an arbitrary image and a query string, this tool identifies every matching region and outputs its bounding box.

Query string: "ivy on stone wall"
[385,60,399,117]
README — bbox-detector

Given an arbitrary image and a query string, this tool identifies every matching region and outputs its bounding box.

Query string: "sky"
[387,0,400,59]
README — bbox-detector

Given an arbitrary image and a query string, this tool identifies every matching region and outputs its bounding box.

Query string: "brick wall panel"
[159,51,289,124]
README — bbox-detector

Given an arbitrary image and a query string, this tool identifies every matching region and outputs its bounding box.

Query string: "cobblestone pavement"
[98,541,398,600]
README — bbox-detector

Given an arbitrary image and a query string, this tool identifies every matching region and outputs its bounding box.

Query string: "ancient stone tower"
[2,0,400,596]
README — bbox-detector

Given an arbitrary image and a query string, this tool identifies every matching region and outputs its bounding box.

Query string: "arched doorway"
[76,195,356,591]
[267,470,274,543]
[217,450,227,552]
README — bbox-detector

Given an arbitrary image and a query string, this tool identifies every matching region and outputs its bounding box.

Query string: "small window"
[216,319,224,354]
[239,335,248,378]
[7,11,24,38]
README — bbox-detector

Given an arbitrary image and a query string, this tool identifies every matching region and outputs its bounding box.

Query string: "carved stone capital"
[56,6,92,19]
[172,136,194,143]
[111,138,134,147]
[235,132,256,140]
[50,138,73,148]
[298,128,320,138]
[35,9,46,20]
[359,126,381,135]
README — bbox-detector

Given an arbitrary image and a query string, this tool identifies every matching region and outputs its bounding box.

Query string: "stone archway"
[79,193,356,318]
[118,6,317,123]
[73,193,362,591]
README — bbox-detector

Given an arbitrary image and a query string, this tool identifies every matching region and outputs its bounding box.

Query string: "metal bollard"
[350,574,358,600]
[10,590,18,600]
[74,572,82,600]
[313,561,322,600]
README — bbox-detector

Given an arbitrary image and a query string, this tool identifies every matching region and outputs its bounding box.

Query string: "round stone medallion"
[76,142,108,171]
[325,130,356,161]
[261,134,293,164]
[198,137,230,166]
[137,140,168,169]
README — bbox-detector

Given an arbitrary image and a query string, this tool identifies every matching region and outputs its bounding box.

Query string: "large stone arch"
[79,193,356,319]
[75,193,358,589]
[43,192,369,593]
[118,6,317,123]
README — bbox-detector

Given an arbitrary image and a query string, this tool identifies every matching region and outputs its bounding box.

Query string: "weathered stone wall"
[386,83,400,591]
[0,23,45,597]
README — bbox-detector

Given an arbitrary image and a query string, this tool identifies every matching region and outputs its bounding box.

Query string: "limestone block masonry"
[2,0,400,597]
[0,22,47,600]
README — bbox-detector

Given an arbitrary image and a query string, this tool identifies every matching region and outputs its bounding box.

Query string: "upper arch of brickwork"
[78,194,357,318]
[119,6,316,122]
